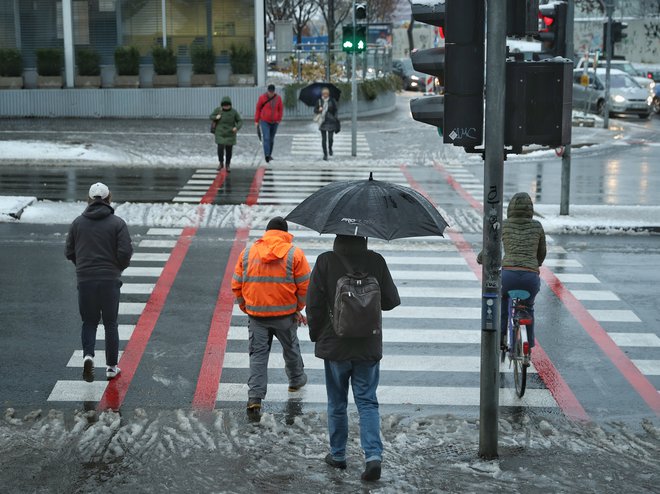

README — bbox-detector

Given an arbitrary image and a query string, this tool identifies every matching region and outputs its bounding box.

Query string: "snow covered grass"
[1,408,657,492]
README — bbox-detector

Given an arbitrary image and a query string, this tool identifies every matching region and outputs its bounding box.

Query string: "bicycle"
[500,289,533,398]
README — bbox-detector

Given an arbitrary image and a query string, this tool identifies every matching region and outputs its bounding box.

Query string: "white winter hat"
[89,182,110,199]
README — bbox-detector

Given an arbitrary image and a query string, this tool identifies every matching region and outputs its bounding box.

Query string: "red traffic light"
[542,15,554,27]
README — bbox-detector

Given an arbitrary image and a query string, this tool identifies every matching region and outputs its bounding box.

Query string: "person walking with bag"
[314,87,340,161]
[65,183,133,382]
[210,96,243,172]
[306,234,400,482]
[231,217,311,415]
[254,84,283,163]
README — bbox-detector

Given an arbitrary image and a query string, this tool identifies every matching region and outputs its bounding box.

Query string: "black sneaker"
[288,373,307,392]
[82,355,94,382]
[361,460,381,481]
[329,148,333,156]
[247,397,262,411]
[324,454,347,470]
[265,155,272,163]
[218,162,224,170]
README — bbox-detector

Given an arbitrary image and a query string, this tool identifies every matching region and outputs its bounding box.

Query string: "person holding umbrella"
[314,87,340,161]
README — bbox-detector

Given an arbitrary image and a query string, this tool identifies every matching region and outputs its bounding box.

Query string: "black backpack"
[330,253,382,338]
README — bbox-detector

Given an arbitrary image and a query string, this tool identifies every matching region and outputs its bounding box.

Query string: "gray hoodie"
[65,200,133,282]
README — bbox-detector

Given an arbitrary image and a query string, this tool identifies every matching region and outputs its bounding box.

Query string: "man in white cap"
[65,183,133,382]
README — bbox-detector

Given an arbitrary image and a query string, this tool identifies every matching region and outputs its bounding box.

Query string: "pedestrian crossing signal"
[342,25,366,53]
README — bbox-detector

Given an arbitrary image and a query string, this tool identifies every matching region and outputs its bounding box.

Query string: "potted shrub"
[76,48,101,88]
[36,48,63,88]
[114,46,140,88]
[190,45,215,86]
[0,48,23,89]
[151,45,177,87]
[229,44,255,85]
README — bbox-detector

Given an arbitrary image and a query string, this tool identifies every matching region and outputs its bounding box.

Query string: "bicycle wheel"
[512,327,527,398]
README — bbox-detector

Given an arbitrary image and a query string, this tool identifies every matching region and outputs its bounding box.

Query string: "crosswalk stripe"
[123,266,164,277]
[216,383,557,407]
[119,302,146,315]
[554,273,601,284]
[187,179,214,185]
[543,259,583,268]
[67,350,125,367]
[139,239,177,248]
[631,360,660,375]
[121,283,155,294]
[570,290,619,301]
[147,228,183,236]
[609,333,660,347]
[172,197,201,203]
[131,252,171,262]
[588,309,642,322]
[48,381,108,401]
[97,324,135,340]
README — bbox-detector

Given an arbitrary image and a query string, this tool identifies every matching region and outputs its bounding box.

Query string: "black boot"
[361,460,381,481]
[323,154,328,161]
[218,161,224,170]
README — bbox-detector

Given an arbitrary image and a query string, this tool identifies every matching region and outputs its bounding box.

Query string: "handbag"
[335,118,341,134]
[313,113,322,125]
[210,118,218,134]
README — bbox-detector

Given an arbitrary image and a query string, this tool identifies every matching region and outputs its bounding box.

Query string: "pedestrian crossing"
[290,132,372,158]
[47,227,182,402]
[172,168,218,203]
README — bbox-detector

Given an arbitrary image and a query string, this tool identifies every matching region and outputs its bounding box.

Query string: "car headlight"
[612,94,626,103]
[650,81,656,89]
[648,96,654,105]
[410,75,419,81]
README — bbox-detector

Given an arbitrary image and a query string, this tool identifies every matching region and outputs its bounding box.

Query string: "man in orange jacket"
[232,217,311,413]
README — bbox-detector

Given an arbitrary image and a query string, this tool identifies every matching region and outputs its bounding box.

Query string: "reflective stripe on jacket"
[231,230,310,317]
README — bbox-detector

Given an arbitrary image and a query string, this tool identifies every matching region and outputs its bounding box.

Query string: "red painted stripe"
[434,162,484,212]
[192,227,250,410]
[97,226,197,411]
[246,167,266,206]
[401,164,590,422]
[192,166,266,410]
[201,169,227,204]
[541,267,660,415]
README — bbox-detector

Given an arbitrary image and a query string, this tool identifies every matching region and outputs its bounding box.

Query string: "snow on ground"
[0,408,657,492]
[0,140,124,163]
[0,195,36,221]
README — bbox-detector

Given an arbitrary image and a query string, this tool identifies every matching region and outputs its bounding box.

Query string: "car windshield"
[609,73,641,88]
[399,59,413,72]
[598,61,639,77]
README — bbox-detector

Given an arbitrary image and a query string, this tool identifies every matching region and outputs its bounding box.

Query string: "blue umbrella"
[298,82,342,107]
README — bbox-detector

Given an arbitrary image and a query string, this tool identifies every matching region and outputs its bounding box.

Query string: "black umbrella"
[285,173,448,240]
[298,82,342,107]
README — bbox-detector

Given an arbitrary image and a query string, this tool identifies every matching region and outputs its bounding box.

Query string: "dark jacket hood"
[221,96,232,107]
[83,200,114,220]
[507,192,534,219]
[333,234,367,256]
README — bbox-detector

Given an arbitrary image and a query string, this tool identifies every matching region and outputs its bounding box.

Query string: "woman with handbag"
[314,88,340,161]
[210,96,243,172]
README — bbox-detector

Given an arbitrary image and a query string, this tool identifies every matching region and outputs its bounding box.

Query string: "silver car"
[572,68,653,119]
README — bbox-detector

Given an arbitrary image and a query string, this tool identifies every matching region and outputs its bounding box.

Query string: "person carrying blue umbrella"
[313,87,341,161]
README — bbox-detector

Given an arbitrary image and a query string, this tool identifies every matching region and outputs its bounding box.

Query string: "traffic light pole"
[603,1,614,129]
[560,0,575,216]
[351,1,358,157]
[479,0,506,460]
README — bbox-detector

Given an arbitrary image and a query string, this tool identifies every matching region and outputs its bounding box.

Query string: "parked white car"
[575,58,655,96]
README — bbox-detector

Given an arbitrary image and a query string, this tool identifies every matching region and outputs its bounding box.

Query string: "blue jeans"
[501,269,540,347]
[324,360,382,462]
[259,121,278,157]
[78,279,121,366]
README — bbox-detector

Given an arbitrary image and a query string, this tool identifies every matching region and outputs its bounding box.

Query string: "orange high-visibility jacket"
[232,230,311,318]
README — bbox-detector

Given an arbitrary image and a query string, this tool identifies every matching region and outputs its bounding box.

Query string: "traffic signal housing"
[538,1,568,57]
[342,25,366,53]
[603,20,628,54]
[507,0,540,37]
[355,3,367,21]
[409,0,485,149]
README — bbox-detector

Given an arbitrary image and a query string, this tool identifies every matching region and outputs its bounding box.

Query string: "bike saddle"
[508,289,530,300]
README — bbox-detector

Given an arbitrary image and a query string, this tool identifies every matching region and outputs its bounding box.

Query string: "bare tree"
[316,0,353,51]
[368,0,398,23]
[266,0,319,46]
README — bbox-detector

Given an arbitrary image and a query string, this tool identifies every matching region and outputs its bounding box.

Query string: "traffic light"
[507,0,540,37]
[538,1,567,57]
[604,20,628,52]
[342,25,366,53]
[355,3,367,21]
[409,0,485,149]
[504,60,573,152]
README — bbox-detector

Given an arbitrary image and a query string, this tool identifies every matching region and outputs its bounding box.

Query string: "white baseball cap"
[88,182,110,199]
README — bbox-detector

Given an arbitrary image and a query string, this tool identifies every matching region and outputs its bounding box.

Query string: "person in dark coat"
[314,87,340,161]
[210,96,243,172]
[306,234,400,482]
[65,183,133,382]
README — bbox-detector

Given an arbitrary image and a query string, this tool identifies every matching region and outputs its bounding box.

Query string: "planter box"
[75,75,101,88]
[191,73,216,87]
[0,76,23,89]
[37,76,62,89]
[114,75,140,88]
[229,74,255,86]
[152,74,178,88]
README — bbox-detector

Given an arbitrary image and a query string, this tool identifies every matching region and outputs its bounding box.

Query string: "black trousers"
[321,130,334,156]
[78,279,121,366]
[217,144,233,164]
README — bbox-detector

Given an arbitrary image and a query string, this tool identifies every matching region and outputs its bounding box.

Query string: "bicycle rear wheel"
[513,328,527,398]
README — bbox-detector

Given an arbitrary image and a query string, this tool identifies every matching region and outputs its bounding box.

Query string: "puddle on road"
[1,407,658,493]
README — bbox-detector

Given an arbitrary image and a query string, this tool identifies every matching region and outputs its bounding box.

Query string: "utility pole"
[351,1,358,157]
[479,0,506,460]
[603,1,614,129]
[560,0,575,216]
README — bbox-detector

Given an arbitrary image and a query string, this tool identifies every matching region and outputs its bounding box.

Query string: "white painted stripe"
[305,255,467,266]
[177,190,208,196]
[192,174,218,179]
[257,198,308,204]
[48,381,108,402]
[222,352,536,373]
[121,283,155,294]
[396,287,480,298]
[542,259,582,268]
[146,228,183,236]
[230,305,479,319]
[609,332,660,347]
[546,245,567,254]
[588,309,642,322]
[187,179,214,185]
[216,383,557,407]
[172,197,201,203]
[131,253,171,262]
[632,360,660,375]
[570,290,619,301]
[97,324,134,340]
[554,273,601,284]
[180,185,212,190]
[390,270,477,281]
[196,168,218,173]
[119,302,146,315]
[123,266,164,277]
[138,239,177,248]
[67,350,125,367]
